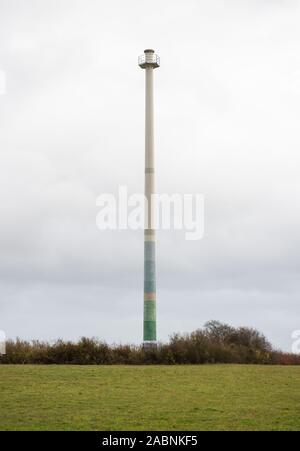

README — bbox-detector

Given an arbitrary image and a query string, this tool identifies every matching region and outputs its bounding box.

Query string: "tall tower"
[139,49,160,347]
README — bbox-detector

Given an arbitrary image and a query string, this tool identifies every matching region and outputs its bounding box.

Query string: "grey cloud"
[0,1,300,351]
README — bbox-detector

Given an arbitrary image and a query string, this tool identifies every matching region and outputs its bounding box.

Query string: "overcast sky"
[0,0,300,351]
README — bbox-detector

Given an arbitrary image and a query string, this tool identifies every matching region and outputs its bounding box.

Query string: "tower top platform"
[138,49,160,69]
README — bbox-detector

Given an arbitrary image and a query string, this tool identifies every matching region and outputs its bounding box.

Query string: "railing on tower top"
[138,54,160,68]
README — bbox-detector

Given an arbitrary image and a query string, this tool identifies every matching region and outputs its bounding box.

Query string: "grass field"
[0,365,300,431]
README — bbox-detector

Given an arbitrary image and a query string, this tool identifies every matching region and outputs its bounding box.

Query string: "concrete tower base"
[143,341,158,351]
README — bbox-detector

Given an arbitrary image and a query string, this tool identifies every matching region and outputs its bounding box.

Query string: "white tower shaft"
[138,49,160,346]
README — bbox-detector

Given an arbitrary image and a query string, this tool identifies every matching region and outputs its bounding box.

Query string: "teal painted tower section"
[144,238,156,341]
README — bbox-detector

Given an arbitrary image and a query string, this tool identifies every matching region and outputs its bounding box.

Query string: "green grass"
[0,365,300,431]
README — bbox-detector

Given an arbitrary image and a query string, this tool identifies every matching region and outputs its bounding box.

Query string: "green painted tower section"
[144,238,156,341]
[139,49,160,347]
